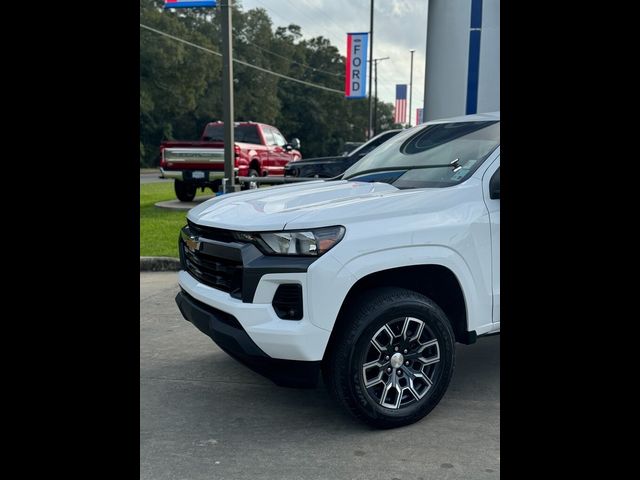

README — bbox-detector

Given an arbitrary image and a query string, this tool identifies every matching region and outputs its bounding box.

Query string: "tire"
[242,168,259,191]
[209,179,222,195]
[323,287,456,429]
[174,179,196,202]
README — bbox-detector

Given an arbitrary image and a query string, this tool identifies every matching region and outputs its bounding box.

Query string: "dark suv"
[284,130,401,179]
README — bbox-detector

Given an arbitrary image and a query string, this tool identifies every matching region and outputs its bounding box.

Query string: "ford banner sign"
[345,32,368,99]
[164,0,217,8]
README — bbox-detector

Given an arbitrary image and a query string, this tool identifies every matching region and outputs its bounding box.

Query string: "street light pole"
[220,0,236,192]
[374,60,378,135]
[408,48,415,127]
[367,0,374,139]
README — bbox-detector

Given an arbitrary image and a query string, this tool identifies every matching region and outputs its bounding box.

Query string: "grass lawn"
[140,182,213,258]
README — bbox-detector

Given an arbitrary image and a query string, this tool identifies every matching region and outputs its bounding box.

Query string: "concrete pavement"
[140,272,500,480]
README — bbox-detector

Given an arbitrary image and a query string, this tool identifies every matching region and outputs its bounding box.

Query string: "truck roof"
[204,121,271,128]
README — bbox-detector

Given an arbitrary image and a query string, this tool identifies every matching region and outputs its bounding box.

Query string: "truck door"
[270,129,290,175]
[262,127,278,174]
[482,157,500,324]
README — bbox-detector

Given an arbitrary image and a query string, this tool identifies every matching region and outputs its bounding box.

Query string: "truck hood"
[187,180,471,232]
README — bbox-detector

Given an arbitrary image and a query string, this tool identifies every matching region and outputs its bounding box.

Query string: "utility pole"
[374,60,378,136]
[408,49,415,127]
[367,0,374,139]
[371,56,390,135]
[220,0,236,192]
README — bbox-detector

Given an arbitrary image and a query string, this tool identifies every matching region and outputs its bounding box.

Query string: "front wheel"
[323,287,456,429]
[174,180,196,202]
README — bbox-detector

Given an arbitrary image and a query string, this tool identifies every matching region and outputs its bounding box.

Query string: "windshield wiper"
[342,162,456,181]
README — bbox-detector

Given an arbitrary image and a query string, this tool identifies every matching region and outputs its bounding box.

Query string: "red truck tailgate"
[161,141,226,170]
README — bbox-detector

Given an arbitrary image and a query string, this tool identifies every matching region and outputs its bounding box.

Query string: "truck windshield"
[342,120,500,188]
[202,124,262,144]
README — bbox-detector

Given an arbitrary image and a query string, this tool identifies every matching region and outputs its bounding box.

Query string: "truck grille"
[187,220,237,243]
[180,226,244,298]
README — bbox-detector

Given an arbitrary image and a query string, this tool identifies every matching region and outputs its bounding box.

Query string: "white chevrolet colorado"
[175,112,500,428]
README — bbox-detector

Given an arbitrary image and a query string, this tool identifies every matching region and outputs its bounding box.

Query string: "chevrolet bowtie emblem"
[185,236,201,252]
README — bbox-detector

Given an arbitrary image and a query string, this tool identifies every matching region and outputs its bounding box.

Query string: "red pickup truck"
[160,121,302,201]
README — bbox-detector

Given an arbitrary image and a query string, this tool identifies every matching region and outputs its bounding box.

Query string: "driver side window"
[273,129,287,147]
[263,127,277,146]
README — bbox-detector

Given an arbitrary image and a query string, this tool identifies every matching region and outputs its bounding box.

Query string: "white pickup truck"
[175,112,500,428]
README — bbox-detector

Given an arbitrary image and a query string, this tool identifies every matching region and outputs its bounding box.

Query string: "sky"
[238,0,428,123]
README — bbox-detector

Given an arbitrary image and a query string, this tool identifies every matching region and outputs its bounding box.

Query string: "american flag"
[394,84,407,124]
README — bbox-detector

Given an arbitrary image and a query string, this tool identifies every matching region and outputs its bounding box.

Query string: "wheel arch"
[249,158,261,175]
[322,264,472,363]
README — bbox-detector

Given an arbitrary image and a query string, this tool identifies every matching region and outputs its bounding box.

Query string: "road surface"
[140,272,500,480]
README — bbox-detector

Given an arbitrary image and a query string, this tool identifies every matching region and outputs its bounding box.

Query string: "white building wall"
[424,0,500,121]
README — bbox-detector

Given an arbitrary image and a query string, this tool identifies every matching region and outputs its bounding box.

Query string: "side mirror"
[489,168,500,199]
[290,138,301,150]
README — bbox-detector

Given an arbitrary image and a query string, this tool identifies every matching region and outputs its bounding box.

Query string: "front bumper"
[177,270,331,362]
[176,224,335,386]
[176,288,322,388]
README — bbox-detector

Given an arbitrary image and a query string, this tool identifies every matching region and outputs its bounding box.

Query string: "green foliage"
[140,0,396,166]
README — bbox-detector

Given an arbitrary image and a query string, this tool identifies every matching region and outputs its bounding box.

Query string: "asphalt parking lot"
[140,272,500,480]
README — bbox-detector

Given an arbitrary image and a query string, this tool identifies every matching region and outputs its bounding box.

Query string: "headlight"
[237,226,345,256]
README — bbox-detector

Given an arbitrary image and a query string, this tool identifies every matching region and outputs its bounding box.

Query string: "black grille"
[272,284,303,320]
[187,219,238,243]
[181,228,244,298]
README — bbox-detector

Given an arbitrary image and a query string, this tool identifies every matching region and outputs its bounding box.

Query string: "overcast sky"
[239,0,428,120]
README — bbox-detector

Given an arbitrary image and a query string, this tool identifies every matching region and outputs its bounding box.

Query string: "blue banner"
[345,32,368,99]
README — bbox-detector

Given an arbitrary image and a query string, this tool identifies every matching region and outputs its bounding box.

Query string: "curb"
[140,256,181,272]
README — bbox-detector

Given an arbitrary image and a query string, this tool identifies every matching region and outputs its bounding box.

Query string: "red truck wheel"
[174,180,196,202]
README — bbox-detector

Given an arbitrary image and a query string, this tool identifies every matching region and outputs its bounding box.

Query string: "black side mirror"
[290,138,301,150]
[489,168,500,199]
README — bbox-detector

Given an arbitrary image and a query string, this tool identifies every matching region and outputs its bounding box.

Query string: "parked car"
[174,112,500,428]
[342,141,364,155]
[284,130,402,178]
[160,121,302,201]
[284,130,401,179]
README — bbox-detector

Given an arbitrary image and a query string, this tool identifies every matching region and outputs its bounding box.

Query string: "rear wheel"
[324,287,456,429]
[209,179,222,195]
[174,180,196,202]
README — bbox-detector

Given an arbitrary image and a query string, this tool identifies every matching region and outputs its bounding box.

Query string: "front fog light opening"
[272,284,303,320]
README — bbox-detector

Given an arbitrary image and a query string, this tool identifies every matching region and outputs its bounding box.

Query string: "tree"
[139,0,398,166]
